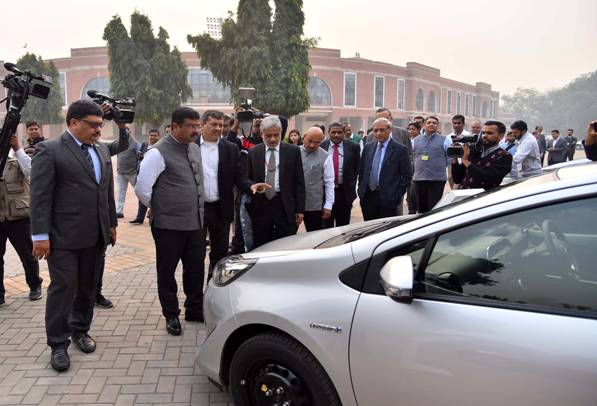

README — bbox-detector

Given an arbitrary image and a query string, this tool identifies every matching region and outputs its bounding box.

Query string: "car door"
[349,196,597,406]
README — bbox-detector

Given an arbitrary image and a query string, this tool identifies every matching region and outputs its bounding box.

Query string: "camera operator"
[0,135,42,306]
[584,121,597,161]
[23,121,46,157]
[452,121,513,190]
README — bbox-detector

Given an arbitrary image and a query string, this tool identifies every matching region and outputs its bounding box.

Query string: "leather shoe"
[95,294,114,308]
[117,213,124,218]
[29,285,42,301]
[128,218,143,224]
[0,296,5,306]
[166,317,182,335]
[50,348,70,372]
[72,332,96,353]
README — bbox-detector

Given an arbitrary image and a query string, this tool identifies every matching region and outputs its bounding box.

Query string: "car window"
[420,197,597,317]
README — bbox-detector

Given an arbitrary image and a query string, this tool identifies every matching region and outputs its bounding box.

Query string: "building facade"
[1,46,500,137]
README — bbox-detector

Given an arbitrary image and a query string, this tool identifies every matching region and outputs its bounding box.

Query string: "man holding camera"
[0,135,42,306]
[452,121,513,190]
[30,100,117,372]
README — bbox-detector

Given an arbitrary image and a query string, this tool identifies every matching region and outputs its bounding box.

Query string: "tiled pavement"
[0,184,364,406]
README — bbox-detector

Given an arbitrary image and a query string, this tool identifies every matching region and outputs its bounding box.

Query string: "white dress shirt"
[265,144,280,193]
[200,137,220,202]
[322,154,335,210]
[134,148,166,208]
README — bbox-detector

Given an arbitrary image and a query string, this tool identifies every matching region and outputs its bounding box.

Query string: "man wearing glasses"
[135,107,206,337]
[30,100,118,371]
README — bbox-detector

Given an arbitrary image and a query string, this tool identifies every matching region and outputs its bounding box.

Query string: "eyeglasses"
[372,127,390,133]
[79,119,105,129]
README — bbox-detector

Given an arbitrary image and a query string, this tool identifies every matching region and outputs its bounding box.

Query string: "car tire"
[229,331,342,406]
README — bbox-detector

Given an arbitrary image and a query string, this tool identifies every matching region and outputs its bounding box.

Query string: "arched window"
[187,69,230,104]
[482,102,488,117]
[427,91,436,113]
[308,77,332,106]
[81,77,111,99]
[416,89,424,111]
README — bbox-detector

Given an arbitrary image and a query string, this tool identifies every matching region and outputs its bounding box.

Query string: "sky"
[2,0,596,96]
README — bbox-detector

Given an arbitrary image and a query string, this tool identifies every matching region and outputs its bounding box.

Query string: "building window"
[81,76,110,100]
[465,94,470,116]
[482,101,488,117]
[397,79,406,110]
[456,92,462,114]
[416,88,424,111]
[307,77,332,106]
[427,91,436,113]
[374,76,384,108]
[447,90,452,114]
[344,72,356,107]
[473,95,477,116]
[187,69,230,104]
[59,71,67,107]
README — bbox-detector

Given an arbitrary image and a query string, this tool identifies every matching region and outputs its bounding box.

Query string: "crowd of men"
[1,97,596,372]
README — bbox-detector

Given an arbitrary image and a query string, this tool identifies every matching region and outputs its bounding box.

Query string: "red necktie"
[333,144,340,185]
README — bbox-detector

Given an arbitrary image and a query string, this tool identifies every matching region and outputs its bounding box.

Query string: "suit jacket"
[198,138,253,223]
[247,142,305,222]
[547,137,567,164]
[358,139,412,207]
[321,139,360,204]
[30,132,117,250]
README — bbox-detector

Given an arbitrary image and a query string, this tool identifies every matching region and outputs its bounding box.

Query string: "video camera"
[87,90,135,124]
[0,62,52,173]
[235,87,265,123]
[447,133,480,159]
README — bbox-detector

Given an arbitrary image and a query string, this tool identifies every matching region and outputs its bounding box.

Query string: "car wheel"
[229,332,341,406]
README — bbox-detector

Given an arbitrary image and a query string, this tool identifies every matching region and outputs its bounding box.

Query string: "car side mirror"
[379,256,414,303]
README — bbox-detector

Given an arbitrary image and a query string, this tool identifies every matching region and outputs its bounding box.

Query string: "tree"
[502,71,597,137]
[103,12,192,127]
[15,53,63,124]
[187,0,315,117]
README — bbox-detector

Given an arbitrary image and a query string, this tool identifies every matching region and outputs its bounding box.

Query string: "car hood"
[251,217,403,252]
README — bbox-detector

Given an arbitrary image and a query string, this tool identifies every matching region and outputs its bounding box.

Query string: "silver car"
[199,163,597,406]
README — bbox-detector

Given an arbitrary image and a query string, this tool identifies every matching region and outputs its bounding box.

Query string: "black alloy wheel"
[229,332,342,406]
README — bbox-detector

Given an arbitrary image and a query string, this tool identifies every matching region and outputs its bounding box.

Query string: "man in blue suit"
[358,118,412,221]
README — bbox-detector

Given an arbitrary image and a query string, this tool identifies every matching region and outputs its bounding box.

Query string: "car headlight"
[212,255,258,286]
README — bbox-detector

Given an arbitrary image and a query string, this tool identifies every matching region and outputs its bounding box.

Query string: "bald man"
[300,127,335,231]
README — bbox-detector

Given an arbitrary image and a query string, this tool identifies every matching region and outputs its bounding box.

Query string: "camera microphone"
[4,62,21,74]
[87,90,114,101]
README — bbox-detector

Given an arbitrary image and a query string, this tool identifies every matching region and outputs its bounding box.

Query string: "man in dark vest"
[134,107,205,336]
[0,135,42,306]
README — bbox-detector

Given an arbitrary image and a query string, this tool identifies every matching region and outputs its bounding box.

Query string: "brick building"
[1,46,499,137]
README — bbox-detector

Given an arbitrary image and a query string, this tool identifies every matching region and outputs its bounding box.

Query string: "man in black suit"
[197,110,269,272]
[358,118,412,221]
[247,115,305,248]
[30,100,117,371]
[321,122,360,227]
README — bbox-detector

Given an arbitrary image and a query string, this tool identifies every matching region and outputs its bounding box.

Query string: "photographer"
[0,135,42,306]
[584,121,597,161]
[452,121,513,190]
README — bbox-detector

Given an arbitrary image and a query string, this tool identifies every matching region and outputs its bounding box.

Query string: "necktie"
[368,143,383,191]
[81,144,95,173]
[265,148,276,200]
[333,144,340,185]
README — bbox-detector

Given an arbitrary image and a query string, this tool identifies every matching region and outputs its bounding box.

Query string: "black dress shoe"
[72,333,96,353]
[29,285,43,301]
[128,218,143,224]
[50,348,70,371]
[0,296,4,306]
[166,317,182,335]
[117,213,124,218]
[95,294,114,308]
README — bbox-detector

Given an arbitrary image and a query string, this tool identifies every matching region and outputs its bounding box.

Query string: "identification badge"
[421,154,429,161]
